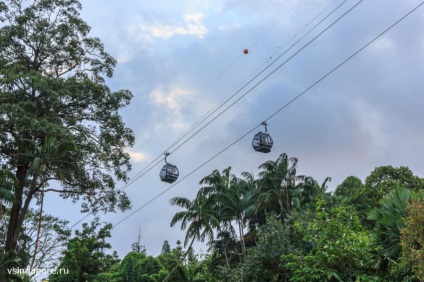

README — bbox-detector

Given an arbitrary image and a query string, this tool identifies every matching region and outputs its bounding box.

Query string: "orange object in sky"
[243,49,248,54]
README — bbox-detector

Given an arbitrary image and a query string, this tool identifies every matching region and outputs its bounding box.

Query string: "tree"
[347,166,422,228]
[119,252,147,282]
[282,200,377,281]
[255,153,299,219]
[134,255,166,282]
[335,175,363,199]
[157,244,210,282]
[49,218,119,282]
[0,0,134,253]
[368,188,411,264]
[198,167,249,255]
[253,153,321,221]
[168,195,219,281]
[15,137,75,270]
[365,166,422,190]
[131,226,147,254]
[1,208,70,280]
[161,240,171,254]
[362,165,422,206]
[238,215,297,282]
[25,210,70,273]
[169,196,218,248]
[401,195,424,280]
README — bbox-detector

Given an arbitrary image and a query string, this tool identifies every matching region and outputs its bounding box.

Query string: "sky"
[39,0,424,260]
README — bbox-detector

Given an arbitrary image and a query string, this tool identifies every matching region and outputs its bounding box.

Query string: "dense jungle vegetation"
[2,154,424,281]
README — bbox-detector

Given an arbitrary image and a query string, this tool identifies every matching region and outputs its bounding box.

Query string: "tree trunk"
[278,199,284,221]
[238,219,245,254]
[5,167,36,253]
[223,243,230,267]
[5,166,26,251]
[286,182,290,213]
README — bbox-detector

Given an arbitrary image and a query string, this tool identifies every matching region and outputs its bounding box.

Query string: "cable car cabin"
[160,163,179,183]
[252,131,273,153]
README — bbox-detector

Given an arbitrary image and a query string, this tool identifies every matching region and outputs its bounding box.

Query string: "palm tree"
[167,195,219,282]
[295,176,319,207]
[208,226,241,271]
[170,195,219,249]
[198,167,251,255]
[256,153,301,220]
[219,176,251,254]
[368,187,411,265]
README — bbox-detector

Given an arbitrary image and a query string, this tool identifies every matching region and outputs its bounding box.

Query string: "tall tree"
[199,167,249,255]
[169,196,218,248]
[131,226,147,254]
[335,175,363,199]
[0,0,134,252]
[255,153,306,220]
[350,166,423,228]
[161,240,171,254]
[168,195,219,281]
[49,218,119,282]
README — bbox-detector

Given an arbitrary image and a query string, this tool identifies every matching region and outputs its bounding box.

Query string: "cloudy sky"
[41,0,424,258]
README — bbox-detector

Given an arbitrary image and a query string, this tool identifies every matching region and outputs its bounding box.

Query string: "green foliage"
[0,167,17,219]
[0,250,24,281]
[49,218,119,282]
[169,195,219,248]
[119,252,146,281]
[131,227,147,255]
[198,167,250,256]
[401,196,424,280]
[0,0,134,252]
[169,154,330,279]
[255,153,302,219]
[365,166,423,190]
[173,240,184,262]
[238,215,297,282]
[158,246,211,282]
[282,200,377,281]
[344,166,422,229]
[0,207,71,277]
[135,255,166,281]
[105,251,173,282]
[161,240,171,254]
[335,176,363,199]
[95,272,123,282]
[368,188,411,263]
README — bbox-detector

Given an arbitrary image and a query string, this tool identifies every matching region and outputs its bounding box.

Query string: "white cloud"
[135,12,208,41]
[218,22,241,31]
[124,148,148,163]
[368,37,394,54]
[116,50,134,63]
[150,86,193,112]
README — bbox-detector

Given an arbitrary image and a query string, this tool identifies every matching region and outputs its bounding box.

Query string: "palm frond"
[169,197,191,209]
[368,187,410,260]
